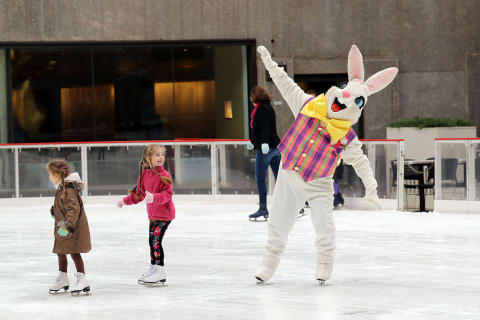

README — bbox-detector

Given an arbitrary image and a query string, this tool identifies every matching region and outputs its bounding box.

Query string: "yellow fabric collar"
[300,94,351,143]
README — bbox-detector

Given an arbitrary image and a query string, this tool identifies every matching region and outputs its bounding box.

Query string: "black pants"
[149,220,171,266]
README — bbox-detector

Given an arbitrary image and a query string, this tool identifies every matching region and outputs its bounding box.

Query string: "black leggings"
[149,220,171,266]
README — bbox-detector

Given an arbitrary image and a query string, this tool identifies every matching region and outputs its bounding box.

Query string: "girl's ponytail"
[46,160,71,200]
[128,160,145,200]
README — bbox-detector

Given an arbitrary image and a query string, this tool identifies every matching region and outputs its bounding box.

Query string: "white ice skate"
[141,265,167,286]
[49,271,69,294]
[70,272,90,296]
[137,264,155,283]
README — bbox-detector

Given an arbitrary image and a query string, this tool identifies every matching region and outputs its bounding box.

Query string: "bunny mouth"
[331,97,347,112]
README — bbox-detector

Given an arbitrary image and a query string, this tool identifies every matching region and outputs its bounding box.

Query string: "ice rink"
[1,198,480,320]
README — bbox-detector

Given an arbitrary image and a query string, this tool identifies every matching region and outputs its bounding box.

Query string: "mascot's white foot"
[255,264,275,284]
[316,263,333,284]
[255,255,281,285]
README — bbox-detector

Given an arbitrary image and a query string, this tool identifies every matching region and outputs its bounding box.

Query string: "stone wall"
[0,0,478,138]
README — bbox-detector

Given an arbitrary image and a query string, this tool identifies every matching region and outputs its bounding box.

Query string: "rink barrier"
[0,139,405,210]
[434,138,480,213]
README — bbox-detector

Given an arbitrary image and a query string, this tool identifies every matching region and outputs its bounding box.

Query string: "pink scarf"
[250,103,260,129]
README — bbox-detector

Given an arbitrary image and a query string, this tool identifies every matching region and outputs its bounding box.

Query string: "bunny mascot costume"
[255,45,398,284]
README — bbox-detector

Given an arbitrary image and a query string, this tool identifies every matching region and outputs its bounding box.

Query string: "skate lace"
[74,273,84,286]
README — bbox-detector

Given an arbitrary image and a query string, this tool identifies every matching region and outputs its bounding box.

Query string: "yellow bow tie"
[300,94,351,143]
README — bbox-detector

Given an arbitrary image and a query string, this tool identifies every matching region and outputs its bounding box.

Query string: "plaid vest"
[277,102,357,182]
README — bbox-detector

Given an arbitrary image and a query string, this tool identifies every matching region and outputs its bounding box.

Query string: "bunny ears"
[348,45,398,96]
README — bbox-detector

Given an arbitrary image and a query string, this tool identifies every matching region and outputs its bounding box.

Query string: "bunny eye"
[339,83,348,89]
[355,97,365,108]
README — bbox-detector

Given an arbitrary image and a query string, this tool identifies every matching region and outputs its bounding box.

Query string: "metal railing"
[0,139,405,209]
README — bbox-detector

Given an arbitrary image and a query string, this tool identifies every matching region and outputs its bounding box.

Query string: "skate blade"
[71,287,90,296]
[141,280,167,287]
[249,217,268,222]
[49,286,69,294]
[317,279,326,286]
[255,277,265,285]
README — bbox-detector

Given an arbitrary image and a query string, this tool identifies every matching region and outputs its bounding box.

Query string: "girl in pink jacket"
[117,144,175,285]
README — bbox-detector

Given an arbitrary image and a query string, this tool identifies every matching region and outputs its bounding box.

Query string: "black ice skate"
[298,202,309,218]
[333,193,344,209]
[249,204,268,221]
[317,279,326,285]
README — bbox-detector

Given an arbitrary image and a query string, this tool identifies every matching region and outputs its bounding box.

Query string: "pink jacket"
[123,166,175,221]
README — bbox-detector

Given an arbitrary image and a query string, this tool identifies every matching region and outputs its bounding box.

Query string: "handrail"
[0,138,403,148]
[434,138,480,141]
[0,139,404,209]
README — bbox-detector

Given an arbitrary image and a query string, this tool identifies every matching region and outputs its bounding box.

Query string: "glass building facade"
[0,42,253,143]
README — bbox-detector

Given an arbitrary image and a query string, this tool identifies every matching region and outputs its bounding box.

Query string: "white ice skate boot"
[316,263,333,285]
[142,265,166,285]
[138,264,155,283]
[49,271,69,294]
[70,272,90,295]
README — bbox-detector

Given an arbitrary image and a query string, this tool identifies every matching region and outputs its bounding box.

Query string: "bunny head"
[324,45,398,125]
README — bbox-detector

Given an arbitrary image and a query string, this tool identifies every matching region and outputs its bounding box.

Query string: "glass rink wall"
[435,138,480,202]
[0,139,404,209]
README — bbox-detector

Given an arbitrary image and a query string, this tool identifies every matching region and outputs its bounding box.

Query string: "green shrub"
[389,117,474,129]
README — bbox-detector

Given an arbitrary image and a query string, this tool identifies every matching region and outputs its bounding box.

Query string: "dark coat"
[249,100,280,150]
[51,182,91,255]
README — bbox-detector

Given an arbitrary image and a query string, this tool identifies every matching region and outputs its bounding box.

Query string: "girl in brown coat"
[47,159,91,295]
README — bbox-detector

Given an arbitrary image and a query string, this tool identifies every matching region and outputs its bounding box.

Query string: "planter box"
[386,126,477,159]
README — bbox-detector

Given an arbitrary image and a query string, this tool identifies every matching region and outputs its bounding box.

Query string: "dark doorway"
[294,73,364,138]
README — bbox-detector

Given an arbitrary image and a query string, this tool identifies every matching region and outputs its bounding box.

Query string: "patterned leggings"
[149,220,171,266]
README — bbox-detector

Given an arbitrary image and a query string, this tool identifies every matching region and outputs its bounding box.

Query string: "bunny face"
[325,81,367,125]
[325,45,398,125]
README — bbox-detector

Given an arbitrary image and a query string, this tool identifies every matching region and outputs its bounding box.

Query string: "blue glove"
[246,141,254,150]
[261,143,270,155]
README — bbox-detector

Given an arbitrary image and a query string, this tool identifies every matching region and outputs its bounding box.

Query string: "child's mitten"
[145,191,154,204]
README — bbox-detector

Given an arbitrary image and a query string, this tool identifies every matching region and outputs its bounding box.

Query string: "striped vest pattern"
[278,106,357,182]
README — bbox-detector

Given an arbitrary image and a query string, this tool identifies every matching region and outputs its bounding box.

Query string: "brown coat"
[52,182,91,255]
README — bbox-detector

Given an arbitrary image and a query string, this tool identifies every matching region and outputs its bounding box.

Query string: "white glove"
[256,46,278,70]
[246,141,254,150]
[364,189,384,210]
[116,199,124,208]
[261,143,270,155]
[145,191,154,204]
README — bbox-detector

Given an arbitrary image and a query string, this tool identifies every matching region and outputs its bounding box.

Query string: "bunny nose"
[342,90,351,98]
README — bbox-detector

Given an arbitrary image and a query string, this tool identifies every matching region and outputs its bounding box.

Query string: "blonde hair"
[129,144,172,199]
[46,159,70,200]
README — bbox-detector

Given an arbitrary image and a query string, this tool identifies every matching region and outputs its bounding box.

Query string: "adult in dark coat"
[247,86,281,220]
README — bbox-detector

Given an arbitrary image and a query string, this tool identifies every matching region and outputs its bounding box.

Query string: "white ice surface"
[1,199,480,320]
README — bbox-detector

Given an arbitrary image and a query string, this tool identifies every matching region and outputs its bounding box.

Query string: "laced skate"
[141,265,167,286]
[138,264,155,283]
[70,272,90,296]
[249,204,269,221]
[49,271,69,294]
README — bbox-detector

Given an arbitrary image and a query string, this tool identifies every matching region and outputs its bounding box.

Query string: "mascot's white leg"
[256,168,304,283]
[306,177,336,283]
